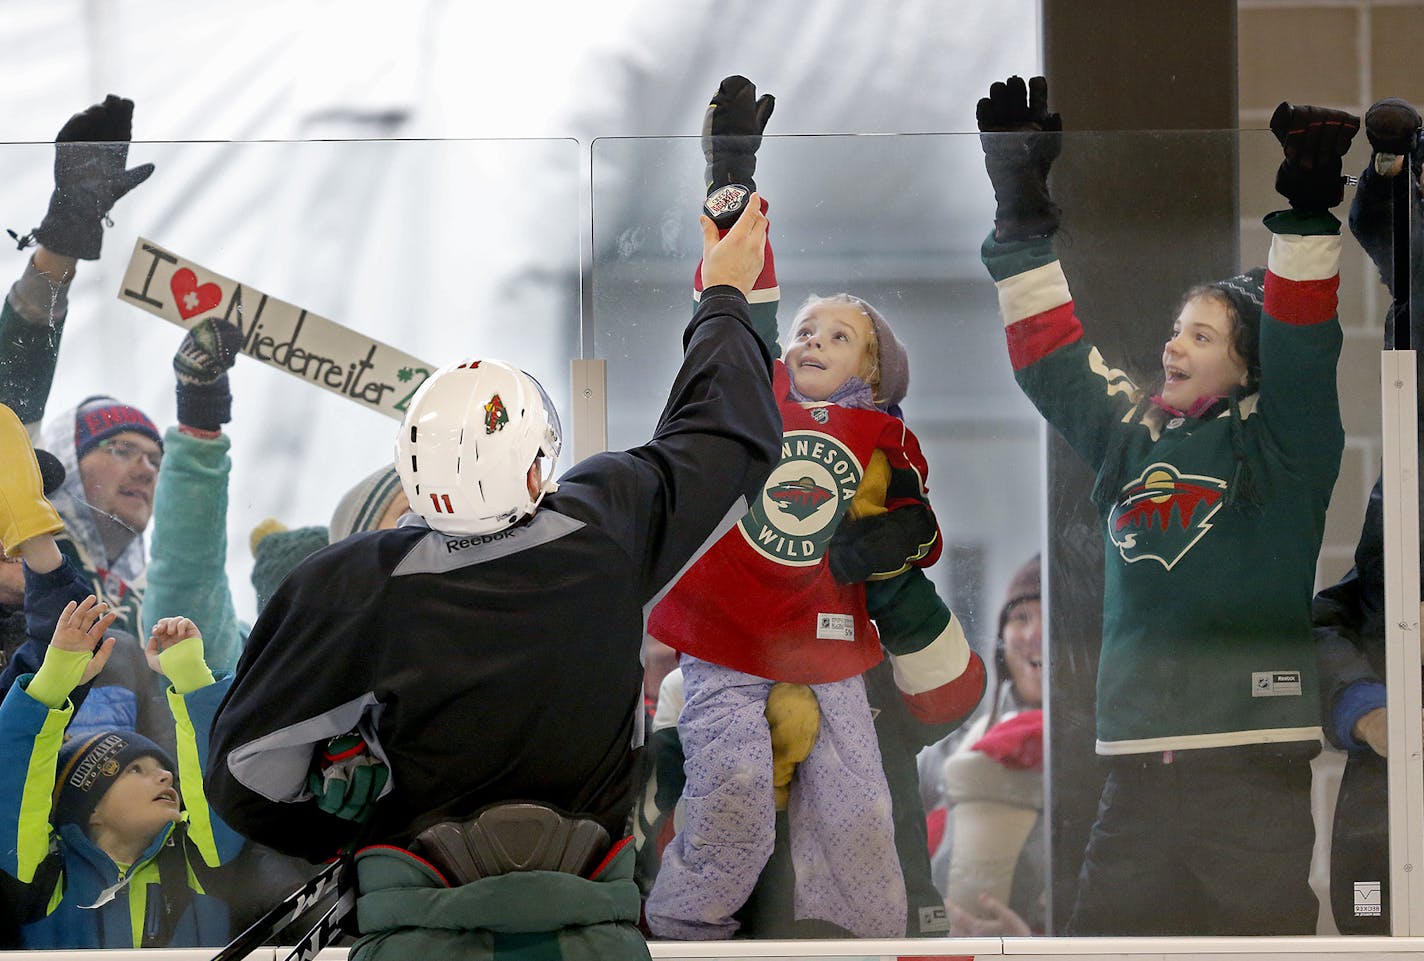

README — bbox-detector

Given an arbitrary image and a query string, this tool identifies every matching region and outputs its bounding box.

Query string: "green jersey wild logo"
[740,430,863,565]
[1108,462,1226,570]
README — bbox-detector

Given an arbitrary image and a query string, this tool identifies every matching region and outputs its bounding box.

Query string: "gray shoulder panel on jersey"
[227,692,389,803]
[392,510,587,576]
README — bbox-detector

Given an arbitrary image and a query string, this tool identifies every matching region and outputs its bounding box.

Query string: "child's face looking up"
[785,303,876,402]
[1160,295,1249,412]
[89,756,181,843]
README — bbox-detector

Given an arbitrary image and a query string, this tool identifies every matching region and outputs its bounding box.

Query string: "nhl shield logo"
[1108,462,1227,570]
[740,430,863,565]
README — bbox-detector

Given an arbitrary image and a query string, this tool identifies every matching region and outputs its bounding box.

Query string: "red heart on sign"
[170,268,223,320]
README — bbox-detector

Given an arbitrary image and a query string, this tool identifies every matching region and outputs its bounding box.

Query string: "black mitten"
[1364,97,1421,175]
[174,318,243,431]
[23,95,155,260]
[827,503,937,585]
[1270,102,1361,210]
[702,75,775,229]
[977,75,1062,242]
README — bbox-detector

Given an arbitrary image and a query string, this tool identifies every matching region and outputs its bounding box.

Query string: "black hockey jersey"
[205,287,779,861]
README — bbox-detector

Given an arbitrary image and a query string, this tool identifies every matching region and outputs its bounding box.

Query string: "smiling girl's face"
[1160,294,1249,412]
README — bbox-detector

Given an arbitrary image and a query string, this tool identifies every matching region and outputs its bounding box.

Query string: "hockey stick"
[209,855,347,961]
[278,871,357,961]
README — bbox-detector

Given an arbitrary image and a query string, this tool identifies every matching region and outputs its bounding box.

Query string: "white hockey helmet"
[394,359,562,535]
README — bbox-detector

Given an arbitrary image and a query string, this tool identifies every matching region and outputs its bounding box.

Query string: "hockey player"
[205,197,779,960]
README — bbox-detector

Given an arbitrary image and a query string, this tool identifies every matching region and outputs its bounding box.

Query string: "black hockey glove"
[828,503,937,585]
[1270,102,1360,210]
[977,75,1062,242]
[702,75,775,229]
[24,95,155,260]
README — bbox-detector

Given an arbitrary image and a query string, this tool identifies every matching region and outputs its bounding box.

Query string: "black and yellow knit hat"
[53,730,176,827]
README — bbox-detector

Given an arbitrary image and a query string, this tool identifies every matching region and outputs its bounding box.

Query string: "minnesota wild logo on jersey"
[768,477,833,520]
[740,430,863,565]
[1108,462,1227,570]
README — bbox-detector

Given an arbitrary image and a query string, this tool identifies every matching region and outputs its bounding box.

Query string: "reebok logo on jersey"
[445,528,522,552]
[1252,670,1302,697]
[1108,463,1226,570]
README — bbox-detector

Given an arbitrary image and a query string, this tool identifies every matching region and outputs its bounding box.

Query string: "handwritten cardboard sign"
[117,237,433,420]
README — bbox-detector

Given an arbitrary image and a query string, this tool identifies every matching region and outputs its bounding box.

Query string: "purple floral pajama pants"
[644,656,906,939]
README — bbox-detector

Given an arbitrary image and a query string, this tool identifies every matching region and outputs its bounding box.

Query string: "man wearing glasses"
[42,396,166,633]
[0,396,168,735]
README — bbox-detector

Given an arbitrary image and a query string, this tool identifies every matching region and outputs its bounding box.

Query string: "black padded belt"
[412,802,611,885]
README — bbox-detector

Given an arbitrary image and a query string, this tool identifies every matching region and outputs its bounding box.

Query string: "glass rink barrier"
[1,128,1424,961]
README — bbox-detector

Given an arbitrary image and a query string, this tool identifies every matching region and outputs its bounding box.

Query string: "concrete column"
[1040,0,1239,932]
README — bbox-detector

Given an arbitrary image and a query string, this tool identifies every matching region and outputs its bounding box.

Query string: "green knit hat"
[251,521,329,612]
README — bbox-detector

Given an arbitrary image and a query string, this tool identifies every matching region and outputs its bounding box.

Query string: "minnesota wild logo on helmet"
[740,430,862,566]
[1108,462,1227,570]
[483,394,509,434]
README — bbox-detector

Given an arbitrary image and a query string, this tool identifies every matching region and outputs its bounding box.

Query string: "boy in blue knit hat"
[0,598,241,948]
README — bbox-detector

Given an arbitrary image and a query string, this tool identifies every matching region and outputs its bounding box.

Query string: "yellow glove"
[766,682,819,810]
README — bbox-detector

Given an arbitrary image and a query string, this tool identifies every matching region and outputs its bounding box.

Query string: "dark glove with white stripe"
[1364,97,1421,176]
[174,318,244,431]
[828,503,937,585]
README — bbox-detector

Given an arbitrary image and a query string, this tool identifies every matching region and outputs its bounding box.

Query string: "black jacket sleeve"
[553,284,780,601]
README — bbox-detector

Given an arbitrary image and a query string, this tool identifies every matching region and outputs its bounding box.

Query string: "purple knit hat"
[850,297,910,409]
